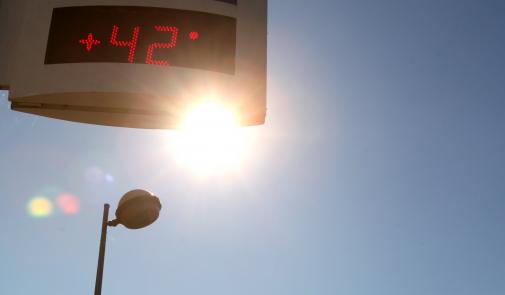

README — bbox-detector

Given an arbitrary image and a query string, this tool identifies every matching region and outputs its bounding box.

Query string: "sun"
[168,101,251,176]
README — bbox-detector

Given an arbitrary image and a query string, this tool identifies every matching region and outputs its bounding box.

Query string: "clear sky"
[1,0,505,294]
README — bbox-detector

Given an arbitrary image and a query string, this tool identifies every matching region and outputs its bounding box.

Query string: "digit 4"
[110,25,140,63]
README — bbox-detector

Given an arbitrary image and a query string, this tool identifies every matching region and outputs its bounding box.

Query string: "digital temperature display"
[45,6,237,74]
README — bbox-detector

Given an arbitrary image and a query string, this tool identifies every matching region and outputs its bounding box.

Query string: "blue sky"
[1,0,505,294]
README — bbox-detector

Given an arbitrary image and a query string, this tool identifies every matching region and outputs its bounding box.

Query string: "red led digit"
[146,26,179,66]
[110,25,140,63]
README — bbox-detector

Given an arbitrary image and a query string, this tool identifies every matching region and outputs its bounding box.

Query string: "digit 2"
[146,26,179,66]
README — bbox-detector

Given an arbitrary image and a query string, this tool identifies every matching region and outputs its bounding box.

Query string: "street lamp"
[94,189,162,295]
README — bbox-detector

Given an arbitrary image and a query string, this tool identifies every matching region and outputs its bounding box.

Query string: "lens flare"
[85,166,115,184]
[57,193,80,215]
[27,197,54,218]
[105,174,115,183]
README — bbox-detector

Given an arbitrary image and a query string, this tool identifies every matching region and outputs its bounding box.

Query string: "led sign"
[45,6,237,74]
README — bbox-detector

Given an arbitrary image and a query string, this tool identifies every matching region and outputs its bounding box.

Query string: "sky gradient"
[1,0,505,294]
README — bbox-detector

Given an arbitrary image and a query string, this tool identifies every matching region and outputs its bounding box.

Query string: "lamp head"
[114,189,161,229]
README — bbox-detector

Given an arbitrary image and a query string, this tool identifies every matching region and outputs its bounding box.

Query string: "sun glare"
[169,101,250,176]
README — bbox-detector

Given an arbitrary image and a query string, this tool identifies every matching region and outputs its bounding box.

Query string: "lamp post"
[94,189,162,295]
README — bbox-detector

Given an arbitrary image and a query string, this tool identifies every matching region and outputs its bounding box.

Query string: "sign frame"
[0,0,267,128]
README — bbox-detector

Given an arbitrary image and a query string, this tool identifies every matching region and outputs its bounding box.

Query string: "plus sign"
[79,33,101,52]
